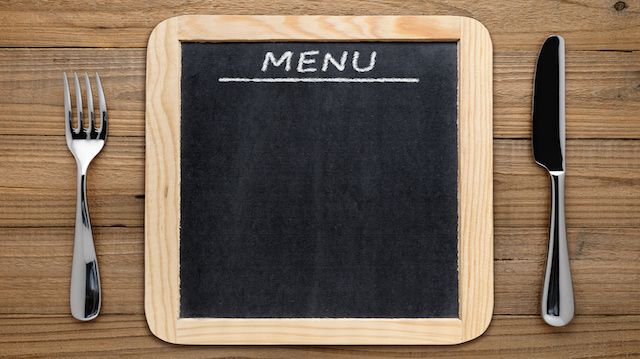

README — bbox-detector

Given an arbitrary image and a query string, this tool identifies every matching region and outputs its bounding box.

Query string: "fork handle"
[541,172,574,326]
[70,167,101,321]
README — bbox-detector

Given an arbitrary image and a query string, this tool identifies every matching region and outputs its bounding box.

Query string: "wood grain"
[0,135,143,227]
[494,140,640,228]
[1,136,638,228]
[0,227,143,315]
[145,13,181,344]
[458,16,493,342]
[0,0,638,50]
[1,227,637,317]
[0,0,638,356]
[1,314,638,358]
[1,48,638,139]
[0,49,146,137]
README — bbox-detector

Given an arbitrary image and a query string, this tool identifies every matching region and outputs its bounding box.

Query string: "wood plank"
[0,49,146,137]
[0,314,638,357]
[495,260,640,316]
[0,135,143,227]
[495,49,640,139]
[0,135,143,192]
[0,227,142,316]
[0,190,142,227]
[0,136,638,228]
[495,227,640,261]
[0,1,638,50]
[1,47,639,139]
[494,139,640,228]
[1,227,637,316]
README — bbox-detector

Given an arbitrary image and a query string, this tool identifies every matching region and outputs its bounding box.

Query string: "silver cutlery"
[64,72,108,321]
[532,35,574,327]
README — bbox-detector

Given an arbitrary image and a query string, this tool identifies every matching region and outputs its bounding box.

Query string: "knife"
[532,35,574,327]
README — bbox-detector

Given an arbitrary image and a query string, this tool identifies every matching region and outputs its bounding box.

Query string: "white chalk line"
[218,77,420,83]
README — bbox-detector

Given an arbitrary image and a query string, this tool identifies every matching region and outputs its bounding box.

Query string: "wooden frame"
[145,15,493,345]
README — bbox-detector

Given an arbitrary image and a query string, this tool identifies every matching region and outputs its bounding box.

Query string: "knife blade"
[533,35,565,171]
[532,35,574,327]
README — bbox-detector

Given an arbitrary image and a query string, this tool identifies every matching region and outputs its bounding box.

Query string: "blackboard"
[145,15,493,345]
[179,42,459,318]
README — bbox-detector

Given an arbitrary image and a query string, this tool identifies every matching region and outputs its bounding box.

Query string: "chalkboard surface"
[180,42,458,318]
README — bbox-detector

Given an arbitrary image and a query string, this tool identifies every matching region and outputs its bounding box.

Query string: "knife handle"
[541,171,574,326]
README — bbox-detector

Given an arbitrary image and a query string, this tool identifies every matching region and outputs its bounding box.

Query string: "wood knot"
[613,1,627,11]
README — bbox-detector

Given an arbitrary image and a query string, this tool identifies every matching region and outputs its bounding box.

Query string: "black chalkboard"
[180,42,458,318]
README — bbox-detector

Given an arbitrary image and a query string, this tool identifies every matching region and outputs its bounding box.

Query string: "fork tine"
[95,73,107,139]
[73,73,83,135]
[84,73,95,139]
[63,73,73,136]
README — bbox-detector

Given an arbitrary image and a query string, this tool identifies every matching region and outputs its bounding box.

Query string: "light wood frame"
[145,15,493,345]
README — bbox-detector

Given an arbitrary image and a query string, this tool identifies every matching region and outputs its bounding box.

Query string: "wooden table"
[0,1,638,357]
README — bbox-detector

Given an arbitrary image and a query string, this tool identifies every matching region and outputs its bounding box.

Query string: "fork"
[63,72,108,321]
